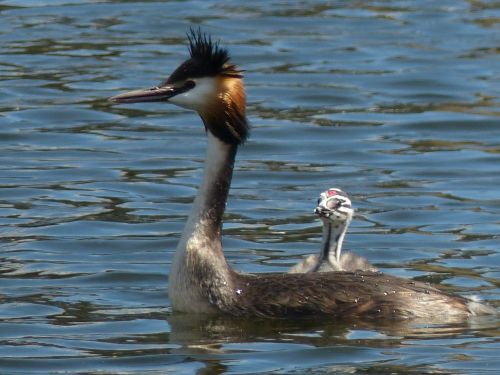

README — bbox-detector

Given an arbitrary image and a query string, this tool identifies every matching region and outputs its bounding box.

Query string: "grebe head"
[314,188,353,224]
[109,29,248,145]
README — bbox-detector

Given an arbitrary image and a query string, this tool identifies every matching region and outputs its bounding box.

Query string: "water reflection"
[167,313,499,374]
[168,312,499,347]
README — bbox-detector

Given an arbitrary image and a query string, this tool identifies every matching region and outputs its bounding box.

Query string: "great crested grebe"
[110,30,494,320]
[289,188,377,273]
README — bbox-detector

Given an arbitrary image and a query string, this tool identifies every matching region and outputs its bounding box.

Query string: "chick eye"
[326,199,342,210]
[185,80,196,89]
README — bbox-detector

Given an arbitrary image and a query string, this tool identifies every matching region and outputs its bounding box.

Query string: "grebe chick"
[110,30,493,320]
[289,188,377,273]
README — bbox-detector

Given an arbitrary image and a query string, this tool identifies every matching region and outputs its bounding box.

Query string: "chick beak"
[314,206,330,217]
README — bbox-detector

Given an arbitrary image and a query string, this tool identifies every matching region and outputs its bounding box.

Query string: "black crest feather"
[166,28,242,83]
[188,29,228,73]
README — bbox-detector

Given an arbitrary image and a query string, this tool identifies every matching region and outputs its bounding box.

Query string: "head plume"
[167,28,243,83]
[188,29,242,76]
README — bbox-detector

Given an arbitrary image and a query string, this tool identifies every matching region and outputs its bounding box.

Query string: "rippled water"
[1,1,499,374]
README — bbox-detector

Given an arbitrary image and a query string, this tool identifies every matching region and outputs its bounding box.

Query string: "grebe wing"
[230,271,470,320]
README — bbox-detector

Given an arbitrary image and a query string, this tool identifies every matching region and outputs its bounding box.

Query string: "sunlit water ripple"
[1,1,499,374]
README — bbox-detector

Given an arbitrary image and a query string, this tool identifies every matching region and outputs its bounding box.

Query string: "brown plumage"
[228,271,473,320]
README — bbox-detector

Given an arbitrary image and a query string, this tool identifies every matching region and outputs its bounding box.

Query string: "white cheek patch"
[168,77,217,111]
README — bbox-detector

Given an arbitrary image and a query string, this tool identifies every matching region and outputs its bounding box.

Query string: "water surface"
[1,1,499,374]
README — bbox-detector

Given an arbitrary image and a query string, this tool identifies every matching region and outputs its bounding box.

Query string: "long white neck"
[168,132,238,312]
[181,132,236,243]
[317,218,350,271]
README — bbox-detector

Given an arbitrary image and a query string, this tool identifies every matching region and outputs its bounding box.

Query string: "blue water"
[1,1,499,374]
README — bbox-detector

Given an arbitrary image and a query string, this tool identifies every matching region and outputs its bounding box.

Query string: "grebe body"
[110,30,494,320]
[290,188,377,273]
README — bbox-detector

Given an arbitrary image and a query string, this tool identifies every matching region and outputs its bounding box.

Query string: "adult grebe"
[289,188,377,273]
[110,30,493,320]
